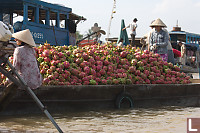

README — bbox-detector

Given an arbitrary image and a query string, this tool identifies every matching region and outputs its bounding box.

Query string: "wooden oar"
[0,56,63,133]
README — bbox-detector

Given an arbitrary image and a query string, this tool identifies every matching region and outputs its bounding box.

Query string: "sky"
[43,0,200,41]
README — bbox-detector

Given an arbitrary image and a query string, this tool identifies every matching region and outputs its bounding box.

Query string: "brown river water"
[0,106,200,133]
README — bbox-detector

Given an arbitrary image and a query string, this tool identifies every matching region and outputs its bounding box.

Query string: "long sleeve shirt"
[13,45,43,89]
[149,29,169,54]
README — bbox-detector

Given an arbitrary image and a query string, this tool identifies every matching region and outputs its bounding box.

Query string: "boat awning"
[11,10,86,21]
[169,31,200,38]
[169,31,186,35]
[0,0,72,13]
[69,13,86,21]
[0,0,86,21]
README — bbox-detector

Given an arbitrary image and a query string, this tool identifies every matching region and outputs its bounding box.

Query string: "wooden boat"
[1,83,200,115]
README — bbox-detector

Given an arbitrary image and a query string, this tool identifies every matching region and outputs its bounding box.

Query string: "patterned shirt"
[150,29,169,54]
[13,45,43,89]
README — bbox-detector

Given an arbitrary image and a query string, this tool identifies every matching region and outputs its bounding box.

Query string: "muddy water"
[0,106,200,133]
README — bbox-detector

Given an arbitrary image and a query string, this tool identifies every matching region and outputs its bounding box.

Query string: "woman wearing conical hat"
[149,18,169,62]
[11,29,43,89]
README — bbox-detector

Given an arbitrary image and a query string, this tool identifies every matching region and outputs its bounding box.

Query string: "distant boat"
[169,26,200,73]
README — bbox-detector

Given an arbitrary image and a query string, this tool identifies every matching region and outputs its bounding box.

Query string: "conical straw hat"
[12,29,36,47]
[150,18,167,28]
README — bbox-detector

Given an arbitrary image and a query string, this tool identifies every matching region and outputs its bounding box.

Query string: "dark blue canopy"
[0,0,72,13]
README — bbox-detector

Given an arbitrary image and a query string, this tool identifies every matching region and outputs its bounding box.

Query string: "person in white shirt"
[123,18,138,47]
[178,41,186,65]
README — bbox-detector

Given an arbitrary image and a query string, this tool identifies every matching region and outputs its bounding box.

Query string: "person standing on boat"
[178,41,186,65]
[149,19,175,64]
[122,18,138,47]
[10,29,43,89]
[149,18,169,62]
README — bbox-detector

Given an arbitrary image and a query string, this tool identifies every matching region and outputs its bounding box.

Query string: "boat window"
[194,38,197,44]
[187,36,190,43]
[28,6,36,22]
[13,13,23,23]
[191,37,194,43]
[50,11,56,27]
[39,8,46,25]
[195,38,198,44]
[60,13,66,29]
[13,13,23,32]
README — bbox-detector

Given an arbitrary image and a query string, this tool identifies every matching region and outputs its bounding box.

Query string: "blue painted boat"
[0,0,86,46]
[169,30,200,50]
[169,28,200,74]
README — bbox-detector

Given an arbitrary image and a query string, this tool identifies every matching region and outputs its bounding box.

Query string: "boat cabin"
[0,0,86,46]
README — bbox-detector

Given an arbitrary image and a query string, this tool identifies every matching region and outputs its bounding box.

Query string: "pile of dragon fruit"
[34,43,191,85]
